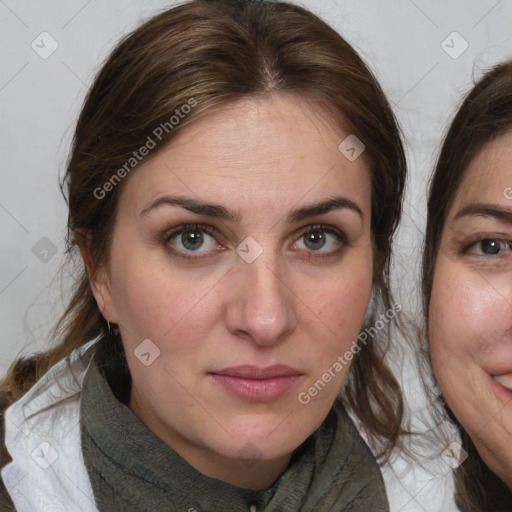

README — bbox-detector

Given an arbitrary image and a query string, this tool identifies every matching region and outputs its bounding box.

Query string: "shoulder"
[0,340,100,512]
[0,393,16,511]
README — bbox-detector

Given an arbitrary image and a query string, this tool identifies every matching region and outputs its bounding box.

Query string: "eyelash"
[462,236,512,256]
[161,223,349,261]
[294,224,349,258]
[162,223,218,260]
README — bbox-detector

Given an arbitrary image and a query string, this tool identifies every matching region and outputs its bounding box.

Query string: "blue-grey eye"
[304,230,326,250]
[480,239,500,255]
[181,229,204,250]
[165,225,218,254]
[294,226,345,253]
[467,238,511,256]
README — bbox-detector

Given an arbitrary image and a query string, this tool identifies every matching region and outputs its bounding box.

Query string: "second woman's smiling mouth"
[492,373,512,395]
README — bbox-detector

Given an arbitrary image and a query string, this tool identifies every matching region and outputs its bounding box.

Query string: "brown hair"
[422,61,512,510]
[1,0,406,461]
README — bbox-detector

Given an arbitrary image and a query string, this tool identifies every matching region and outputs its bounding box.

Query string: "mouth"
[492,373,512,391]
[209,365,304,402]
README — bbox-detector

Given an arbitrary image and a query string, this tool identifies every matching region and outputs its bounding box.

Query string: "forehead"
[118,93,372,216]
[450,131,512,211]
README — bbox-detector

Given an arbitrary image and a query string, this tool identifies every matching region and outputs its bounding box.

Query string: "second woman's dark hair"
[423,60,512,511]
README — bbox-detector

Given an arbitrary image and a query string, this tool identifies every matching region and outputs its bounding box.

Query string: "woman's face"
[91,93,373,486]
[429,131,512,488]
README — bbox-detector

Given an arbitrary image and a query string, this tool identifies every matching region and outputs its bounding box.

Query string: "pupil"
[305,231,325,250]
[481,239,499,255]
[182,230,203,250]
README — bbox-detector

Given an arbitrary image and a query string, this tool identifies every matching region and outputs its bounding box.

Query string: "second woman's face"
[91,93,373,483]
[429,131,512,487]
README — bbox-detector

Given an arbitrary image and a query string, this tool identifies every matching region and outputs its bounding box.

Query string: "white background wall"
[1,0,511,370]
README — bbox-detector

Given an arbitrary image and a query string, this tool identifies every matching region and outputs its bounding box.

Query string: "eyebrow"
[287,196,363,223]
[453,203,512,224]
[140,195,240,221]
[140,195,363,223]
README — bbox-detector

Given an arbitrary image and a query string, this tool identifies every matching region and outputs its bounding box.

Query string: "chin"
[216,416,310,461]
[228,437,297,463]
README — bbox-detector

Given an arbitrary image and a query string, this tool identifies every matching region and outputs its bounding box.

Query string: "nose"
[225,252,298,347]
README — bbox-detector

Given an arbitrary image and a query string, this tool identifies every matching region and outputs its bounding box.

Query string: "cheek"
[328,276,371,331]
[304,258,373,349]
[108,247,221,347]
[294,260,373,407]
[429,261,512,379]
[429,280,473,380]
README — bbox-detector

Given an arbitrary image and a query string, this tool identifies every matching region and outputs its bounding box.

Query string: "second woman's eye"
[294,225,347,254]
[466,238,512,256]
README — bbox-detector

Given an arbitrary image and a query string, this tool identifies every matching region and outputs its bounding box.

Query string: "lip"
[492,373,512,391]
[490,372,512,402]
[210,365,304,402]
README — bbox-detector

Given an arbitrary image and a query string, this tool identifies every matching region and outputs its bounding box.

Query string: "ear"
[76,229,119,324]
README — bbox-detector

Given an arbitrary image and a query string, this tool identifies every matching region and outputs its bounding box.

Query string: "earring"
[107,320,113,335]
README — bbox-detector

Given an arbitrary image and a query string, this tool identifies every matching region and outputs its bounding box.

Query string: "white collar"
[1,337,100,512]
